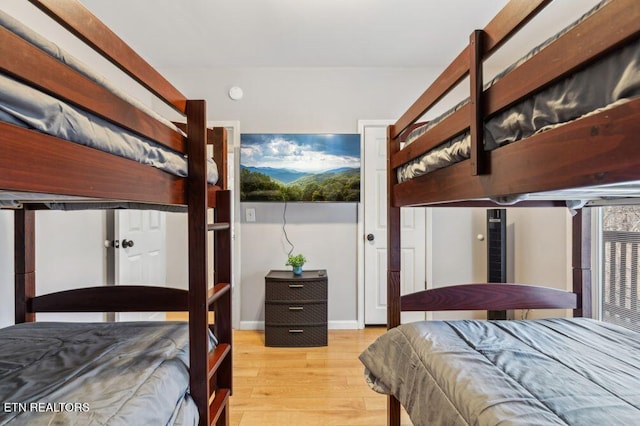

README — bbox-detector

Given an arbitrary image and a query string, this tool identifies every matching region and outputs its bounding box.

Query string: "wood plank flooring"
[230,327,412,426]
[165,313,411,424]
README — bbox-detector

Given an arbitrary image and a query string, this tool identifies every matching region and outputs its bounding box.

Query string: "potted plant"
[286,254,307,276]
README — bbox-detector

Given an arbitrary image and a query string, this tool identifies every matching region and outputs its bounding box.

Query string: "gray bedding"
[360,318,640,425]
[0,10,219,190]
[398,0,640,183]
[0,322,216,426]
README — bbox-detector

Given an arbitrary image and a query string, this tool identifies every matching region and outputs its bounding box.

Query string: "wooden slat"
[401,283,576,311]
[29,286,189,312]
[0,123,186,205]
[0,27,186,153]
[390,105,469,169]
[392,97,640,207]
[481,0,551,54]
[28,0,188,114]
[14,209,36,324]
[207,223,230,232]
[209,389,230,426]
[207,343,231,380]
[207,283,231,307]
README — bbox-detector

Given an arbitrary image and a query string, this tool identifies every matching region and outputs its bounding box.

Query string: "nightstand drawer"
[265,302,327,325]
[265,279,326,301]
[264,324,327,347]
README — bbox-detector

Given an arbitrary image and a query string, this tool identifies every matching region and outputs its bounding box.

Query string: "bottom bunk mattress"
[0,321,216,426]
[360,318,640,425]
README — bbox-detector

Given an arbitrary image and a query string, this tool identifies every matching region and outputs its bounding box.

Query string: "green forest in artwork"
[240,167,360,202]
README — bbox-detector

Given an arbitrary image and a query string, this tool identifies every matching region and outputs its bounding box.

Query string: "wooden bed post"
[186,99,210,426]
[469,29,485,176]
[572,208,592,318]
[387,125,402,426]
[14,208,35,324]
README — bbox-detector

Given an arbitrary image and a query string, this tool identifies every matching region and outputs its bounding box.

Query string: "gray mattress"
[0,322,216,426]
[0,10,218,191]
[360,318,640,425]
[398,1,640,184]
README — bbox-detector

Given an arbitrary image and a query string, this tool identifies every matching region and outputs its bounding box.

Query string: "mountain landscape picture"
[240,134,361,202]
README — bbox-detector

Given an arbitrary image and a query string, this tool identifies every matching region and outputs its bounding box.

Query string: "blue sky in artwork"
[240,134,360,172]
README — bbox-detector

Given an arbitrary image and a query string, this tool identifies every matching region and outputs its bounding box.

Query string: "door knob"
[366,234,375,242]
[121,239,135,249]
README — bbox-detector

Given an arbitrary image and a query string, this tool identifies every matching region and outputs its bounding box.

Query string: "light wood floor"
[165,313,411,424]
[230,327,412,426]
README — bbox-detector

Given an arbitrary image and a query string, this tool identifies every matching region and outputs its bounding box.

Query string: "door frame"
[357,120,394,329]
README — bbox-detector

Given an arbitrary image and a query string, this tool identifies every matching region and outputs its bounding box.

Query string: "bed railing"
[388,0,640,206]
[401,283,576,312]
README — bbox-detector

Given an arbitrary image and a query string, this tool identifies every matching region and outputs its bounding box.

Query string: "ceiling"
[77,0,514,69]
[76,1,599,70]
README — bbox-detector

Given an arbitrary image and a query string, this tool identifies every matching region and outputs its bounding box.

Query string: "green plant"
[286,254,307,268]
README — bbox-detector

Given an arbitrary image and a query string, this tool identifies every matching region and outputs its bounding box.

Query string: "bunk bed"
[0,1,231,425]
[359,0,640,425]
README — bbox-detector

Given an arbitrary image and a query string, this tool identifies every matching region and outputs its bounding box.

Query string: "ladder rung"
[208,388,230,425]
[207,222,230,231]
[207,343,231,380]
[207,283,231,307]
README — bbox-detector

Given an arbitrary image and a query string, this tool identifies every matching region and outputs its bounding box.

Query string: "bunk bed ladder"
[208,189,233,425]
[186,101,232,426]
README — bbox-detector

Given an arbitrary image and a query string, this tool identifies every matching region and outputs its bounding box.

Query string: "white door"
[361,122,427,325]
[115,210,166,321]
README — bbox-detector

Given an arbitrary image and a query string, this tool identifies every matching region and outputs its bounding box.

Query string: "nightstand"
[264,270,328,347]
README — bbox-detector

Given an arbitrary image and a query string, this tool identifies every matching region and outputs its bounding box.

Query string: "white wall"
[429,207,571,321]
[240,203,357,328]
[0,211,14,327]
[0,210,106,328]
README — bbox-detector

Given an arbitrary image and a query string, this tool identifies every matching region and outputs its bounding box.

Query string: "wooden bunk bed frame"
[1,1,231,425]
[385,0,639,424]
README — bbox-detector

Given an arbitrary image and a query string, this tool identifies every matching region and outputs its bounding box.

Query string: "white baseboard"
[238,320,360,330]
[328,320,360,330]
[239,321,264,330]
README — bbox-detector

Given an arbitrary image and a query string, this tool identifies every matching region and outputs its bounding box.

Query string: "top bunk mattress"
[0,10,219,188]
[360,317,640,425]
[398,1,640,185]
[0,321,217,425]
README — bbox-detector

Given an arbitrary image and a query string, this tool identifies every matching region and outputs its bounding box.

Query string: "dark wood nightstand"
[264,270,328,347]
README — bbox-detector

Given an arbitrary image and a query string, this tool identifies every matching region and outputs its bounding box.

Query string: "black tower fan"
[486,209,511,320]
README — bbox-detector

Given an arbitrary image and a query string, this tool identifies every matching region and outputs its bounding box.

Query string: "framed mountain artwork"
[240,133,361,202]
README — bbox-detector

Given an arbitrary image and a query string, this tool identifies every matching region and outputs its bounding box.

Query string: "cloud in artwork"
[240,134,360,172]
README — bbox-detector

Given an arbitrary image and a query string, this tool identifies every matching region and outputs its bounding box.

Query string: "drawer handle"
[289,329,304,333]
[289,306,304,311]
[289,284,304,288]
